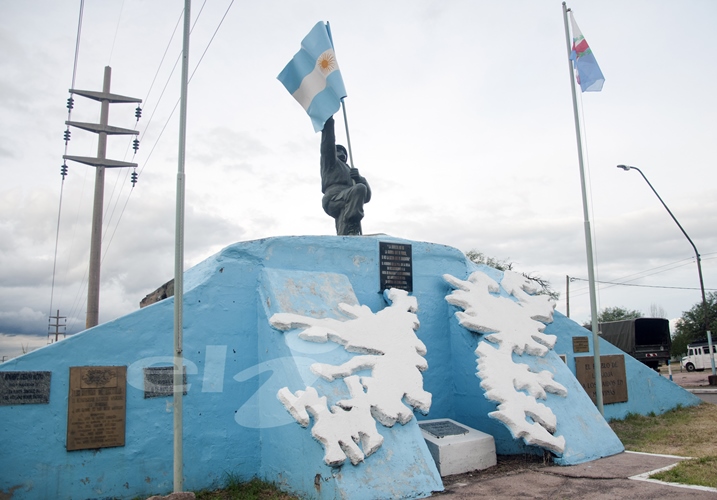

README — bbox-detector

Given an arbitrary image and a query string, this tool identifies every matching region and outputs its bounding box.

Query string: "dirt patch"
[436,453,551,494]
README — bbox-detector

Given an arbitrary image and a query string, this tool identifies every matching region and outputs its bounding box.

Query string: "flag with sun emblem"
[278,21,347,132]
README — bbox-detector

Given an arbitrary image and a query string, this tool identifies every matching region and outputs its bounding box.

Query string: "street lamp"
[616,165,714,377]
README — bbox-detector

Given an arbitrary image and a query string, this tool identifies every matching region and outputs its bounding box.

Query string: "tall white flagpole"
[562,2,603,415]
[174,0,191,491]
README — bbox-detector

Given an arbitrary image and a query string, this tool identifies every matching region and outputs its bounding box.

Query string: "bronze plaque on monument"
[379,242,413,292]
[419,420,469,439]
[67,366,126,451]
[572,336,590,353]
[0,371,51,405]
[575,355,628,405]
[144,366,187,399]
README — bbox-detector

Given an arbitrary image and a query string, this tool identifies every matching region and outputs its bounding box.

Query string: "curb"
[626,452,717,494]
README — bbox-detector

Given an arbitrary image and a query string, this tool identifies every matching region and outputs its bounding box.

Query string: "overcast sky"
[2,0,716,360]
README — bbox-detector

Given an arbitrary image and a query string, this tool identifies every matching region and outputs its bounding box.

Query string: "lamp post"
[616,165,714,377]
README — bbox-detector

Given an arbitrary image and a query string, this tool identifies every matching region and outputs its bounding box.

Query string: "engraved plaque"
[67,366,126,451]
[0,371,51,405]
[572,336,590,353]
[419,420,469,439]
[379,242,413,292]
[575,355,628,405]
[144,366,187,399]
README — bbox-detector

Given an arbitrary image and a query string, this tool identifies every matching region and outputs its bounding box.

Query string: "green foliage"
[194,474,298,500]
[465,250,559,301]
[582,306,642,329]
[671,330,692,359]
[650,456,717,488]
[672,291,717,357]
[599,306,642,322]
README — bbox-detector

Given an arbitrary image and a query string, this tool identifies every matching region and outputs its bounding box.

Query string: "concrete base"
[419,418,497,476]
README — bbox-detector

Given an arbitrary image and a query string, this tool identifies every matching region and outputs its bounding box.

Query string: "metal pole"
[340,99,355,168]
[566,275,570,318]
[86,66,111,329]
[617,164,713,376]
[562,2,603,413]
[174,0,190,492]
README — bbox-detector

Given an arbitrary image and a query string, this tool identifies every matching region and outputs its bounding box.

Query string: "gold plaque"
[67,366,126,451]
[572,336,590,353]
[575,355,628,405]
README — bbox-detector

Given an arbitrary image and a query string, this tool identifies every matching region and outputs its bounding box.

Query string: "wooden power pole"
[63,66,141,329]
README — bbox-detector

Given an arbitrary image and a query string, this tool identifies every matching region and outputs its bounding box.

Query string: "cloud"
[0,181,247,337]
[2,0,716,341]
[0,308,47,335]
[0,333,52,363]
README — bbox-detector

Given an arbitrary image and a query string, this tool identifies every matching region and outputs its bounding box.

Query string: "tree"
[465,250,513,272]
[582,306,642,329]
[465,250,559,301]
[671,292,717,357]
[649,303,667,319]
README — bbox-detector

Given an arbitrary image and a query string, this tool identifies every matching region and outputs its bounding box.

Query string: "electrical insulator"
[61,164,68,179]
[63,129,71,143]
[133,138,140,152]
[66,97,74,110]
[131,170,138,186]
[135,106,142,120]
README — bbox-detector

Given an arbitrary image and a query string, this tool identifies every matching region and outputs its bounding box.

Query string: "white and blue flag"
[278,21,347,132]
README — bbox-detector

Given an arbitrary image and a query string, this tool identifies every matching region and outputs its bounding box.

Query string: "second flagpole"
[562,1,603,415]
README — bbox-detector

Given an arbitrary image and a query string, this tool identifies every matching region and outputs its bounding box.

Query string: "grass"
[193,474,299,500]
[609,402,717,488]
[650,456,717,488]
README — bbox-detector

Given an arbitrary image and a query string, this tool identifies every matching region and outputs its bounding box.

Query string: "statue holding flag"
[320,115,371,235]
[278,21,370,235]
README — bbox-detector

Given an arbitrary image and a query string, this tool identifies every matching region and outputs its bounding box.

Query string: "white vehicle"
[681,341,717,372]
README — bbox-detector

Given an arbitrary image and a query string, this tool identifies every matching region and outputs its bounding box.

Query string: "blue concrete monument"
[0,236,701,499]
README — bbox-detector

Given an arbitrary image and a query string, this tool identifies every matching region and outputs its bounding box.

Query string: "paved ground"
[691,390,717,404]
[662,366,717,386]
[435,451,717,499]
[430,367,717,499]
[661,366,717,403]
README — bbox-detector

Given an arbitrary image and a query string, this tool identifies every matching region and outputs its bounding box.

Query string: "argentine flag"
[278,22,347,132]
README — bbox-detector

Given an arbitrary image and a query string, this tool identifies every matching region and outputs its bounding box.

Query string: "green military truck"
[599,317,672,370]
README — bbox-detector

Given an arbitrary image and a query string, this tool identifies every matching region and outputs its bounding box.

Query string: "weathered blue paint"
[257,267,443,498]
[443,264,624,464]
[0,235,698,499]
[547,313,702,421]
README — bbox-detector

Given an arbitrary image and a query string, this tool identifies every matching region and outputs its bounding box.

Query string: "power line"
[569,277,717,291]
[566,253,716,307]
[49,0,85,335]
[602,257,695,286]
[102,0,233,260]
[57,1,236,331]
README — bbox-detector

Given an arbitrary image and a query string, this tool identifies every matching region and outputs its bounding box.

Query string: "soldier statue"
[320,115,371,235]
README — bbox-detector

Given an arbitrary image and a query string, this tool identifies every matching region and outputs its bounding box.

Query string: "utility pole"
[63,66,141,329]
[565,275,570,318]
[48,310,67,343]
[174,1,191,491]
